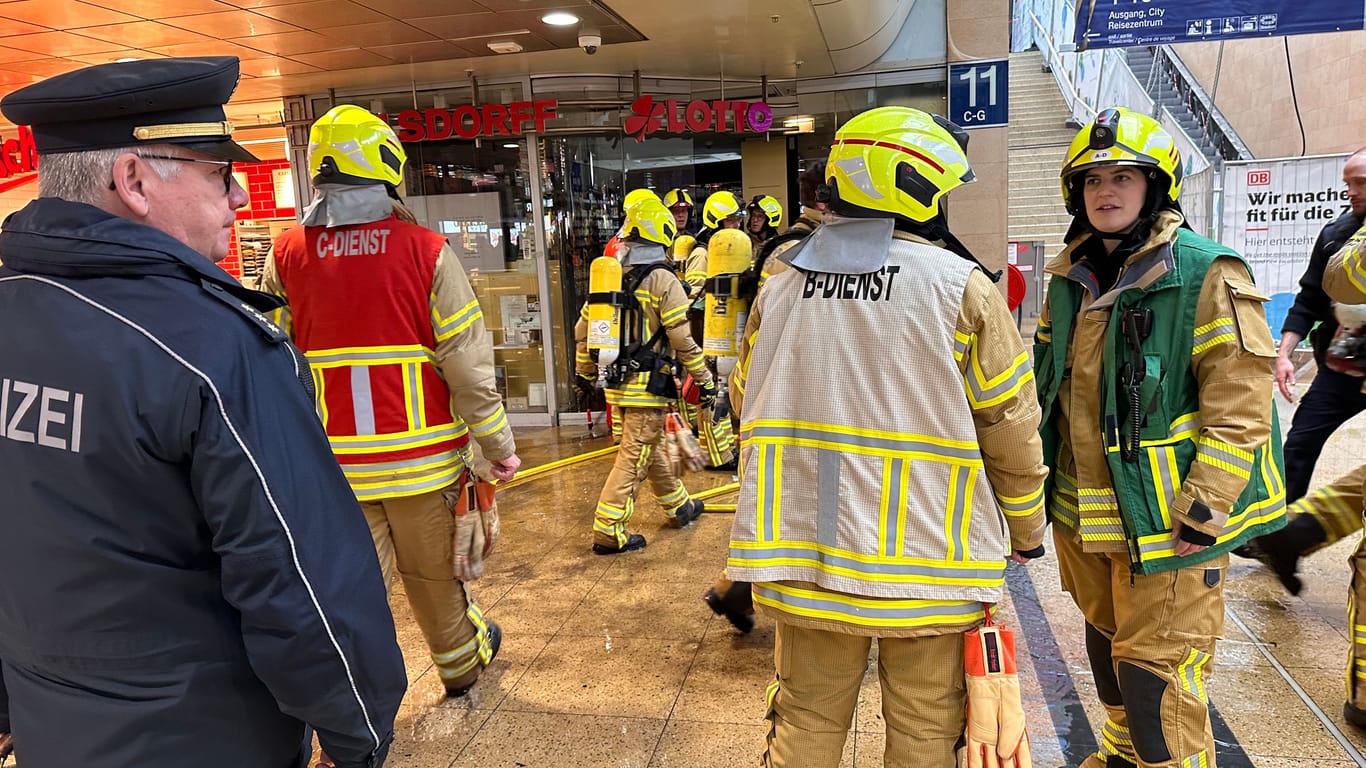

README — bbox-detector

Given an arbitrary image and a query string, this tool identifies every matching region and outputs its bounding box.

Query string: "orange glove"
[964,617,1031,768]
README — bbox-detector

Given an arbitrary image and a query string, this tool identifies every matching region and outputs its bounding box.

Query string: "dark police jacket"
[0,199,405,768]
[1283,210,1365,365]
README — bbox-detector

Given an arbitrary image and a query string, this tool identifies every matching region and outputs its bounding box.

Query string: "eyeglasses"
[107,153,235,194]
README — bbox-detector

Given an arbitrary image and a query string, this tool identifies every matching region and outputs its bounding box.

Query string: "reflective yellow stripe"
[314,367,328,426]
[753,582,986,628]
[1194,435,1254,481]
[1099,718,1131,759]
[953,331,972,363]
[741,419,983,466]
[730,539,1006,586]
[434,298,482,341]
[330,421,469,454]
[660,302,689,327]
[1148,444,1179,529]
[470,406,509,438]
[347,463,464,502]
[1177,647,1211,701]
[997,484,1044,518]
[1346,246,1366,296]
[306,344,433,368]
[878,459,893,557]
[965,348,1034,410]
[1192,317,1236,354]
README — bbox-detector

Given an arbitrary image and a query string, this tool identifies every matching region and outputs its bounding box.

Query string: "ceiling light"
[541,11,579,26]
[115,57,140,63]
[503,143,519,149]
[488,40,523,54]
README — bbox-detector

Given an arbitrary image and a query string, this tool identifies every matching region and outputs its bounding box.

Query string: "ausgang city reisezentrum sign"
[1074,0,1365,50]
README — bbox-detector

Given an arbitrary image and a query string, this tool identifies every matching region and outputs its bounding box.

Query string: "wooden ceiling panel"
[92,0,237,18]
[163,10,302,37]
[0,19,51,37]
[314,20,438,47]
[0,31,125,57]
[348,0,486,17]
[228,29,337,55]
[0,57,89,77]
[65,49,170,64]
[145,38,271,58]
[78,21,214,48]
[238,56,321,76]
[288,46,392,70]
[362,39,472,63]
[254,0,390,27]
[0,0,141,28]
[473,0,594,10]
[0,46,44,64]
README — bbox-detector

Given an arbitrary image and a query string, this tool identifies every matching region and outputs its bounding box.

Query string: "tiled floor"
[366,380,1366,768]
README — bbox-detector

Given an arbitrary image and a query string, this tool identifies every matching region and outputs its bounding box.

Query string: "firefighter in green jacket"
[1037,107,1285,768]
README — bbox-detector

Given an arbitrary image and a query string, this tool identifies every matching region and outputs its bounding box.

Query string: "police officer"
[1038,108,1285,768]
[575,197,711,553]
[726,107,1048,767]
[0,58,405,768]
[261,105,519,699]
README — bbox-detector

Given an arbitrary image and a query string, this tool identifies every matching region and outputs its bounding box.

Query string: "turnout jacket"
[727,230,1047,636]
[263,216,515,502]
[1325,220,1366,305]
[0,199,405,768]
[1036,212,1285,574]
[1284,211,1363,364]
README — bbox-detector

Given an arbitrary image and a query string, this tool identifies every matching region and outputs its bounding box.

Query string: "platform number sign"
[947,59,1008,129]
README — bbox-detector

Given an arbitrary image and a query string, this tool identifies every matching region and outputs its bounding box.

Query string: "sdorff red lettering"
[389,100,558,142]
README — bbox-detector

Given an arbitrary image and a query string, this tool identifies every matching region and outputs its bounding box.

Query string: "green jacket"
[1035,224,1286,574]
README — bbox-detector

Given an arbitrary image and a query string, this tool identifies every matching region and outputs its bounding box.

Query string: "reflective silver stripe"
[730,546,1005,580]
[884,458,904,555]
[341,448,465,475]
[351,366,375,436]
[1197,440,1254,475]
[351,465,463,500]
[953,336,970,359]
[817,449,841,548]
[436,302,481,338]
[966,353,1032,405]
[753,584,985,621]
[405,363,423,430]
[1193,319,1236,349]
[308,347,428,365]
[329,423,467,451]
[745,424,981,462]
[1170,412,1201,435]
[1153,446,1179,510]
[1077,489,1117,506]
[949,465,971,561]
[761,444,779,542]
[998,486,1044,514]
[1080,520,1126,538]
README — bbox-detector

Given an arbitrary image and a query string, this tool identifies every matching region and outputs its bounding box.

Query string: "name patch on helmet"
[317,229,391,258]
[801,266,900,302]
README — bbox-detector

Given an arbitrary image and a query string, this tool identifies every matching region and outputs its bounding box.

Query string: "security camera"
[579,30,601,55]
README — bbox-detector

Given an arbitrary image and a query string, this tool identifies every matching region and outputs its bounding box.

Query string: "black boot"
[1251,515,1327,596]
[593,533,648,555]
[670,499,704,528]
[445,620,502,698]
[1345,701,1366,729]
[1106,756,1137,768]
[703,581,755,634]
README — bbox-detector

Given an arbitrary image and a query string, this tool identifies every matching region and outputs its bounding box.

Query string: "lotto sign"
[947,59,1009,129]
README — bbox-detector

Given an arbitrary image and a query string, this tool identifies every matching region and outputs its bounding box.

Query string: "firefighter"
[1038,107,1285,768]
[262,104,521,699]
[575,197,712,554]
[745,194,782,245]
[726,106,1048,767]
[681,190,745,471]
[665,187,695,235]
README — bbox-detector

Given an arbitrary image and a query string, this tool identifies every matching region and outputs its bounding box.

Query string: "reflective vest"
[272,216,472,501]
[1035,231,1285,574]
[727,238,1013,616]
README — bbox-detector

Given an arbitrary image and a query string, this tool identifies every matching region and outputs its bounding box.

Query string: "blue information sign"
[947,59,1009,130]
[1075,0,1365,50]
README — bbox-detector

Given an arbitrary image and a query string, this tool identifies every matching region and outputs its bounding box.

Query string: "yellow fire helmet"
[621,197,678,247]
[308,104,407,187]
[1059,107,1182,216]
[623,188,661,212]
[826,107,974,225]
[750,194,783,227]
[663,188,694,210]
[702,190,744,229]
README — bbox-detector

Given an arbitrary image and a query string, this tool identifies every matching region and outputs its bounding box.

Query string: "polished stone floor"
[364,384,1366,768]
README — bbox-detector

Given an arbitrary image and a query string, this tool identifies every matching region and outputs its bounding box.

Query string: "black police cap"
[0,56,259,163]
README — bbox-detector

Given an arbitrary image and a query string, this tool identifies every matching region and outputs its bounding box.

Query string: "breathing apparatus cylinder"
[703,228,754,378]
[587,254,624,369]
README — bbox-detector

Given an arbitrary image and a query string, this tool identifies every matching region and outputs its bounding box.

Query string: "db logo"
[1247,170,1271,186]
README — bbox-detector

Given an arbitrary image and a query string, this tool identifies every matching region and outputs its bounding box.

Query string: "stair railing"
[1151,45,1254,162]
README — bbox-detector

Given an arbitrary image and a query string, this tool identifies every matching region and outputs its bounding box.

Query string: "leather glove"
[575,374,598,395]
[964,621,1031,768]
[736,267,761,298]
[449,478,500,582]
[697,379,717,409]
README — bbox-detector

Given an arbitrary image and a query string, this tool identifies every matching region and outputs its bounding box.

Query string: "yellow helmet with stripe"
[663,188,693,210]
[749,194,782,227]
[825,107,974,225]
[1060,107,1182,216]
[624,188,660,211]
[621,197,678,247]
[308,104,407,187]
[702,191,744,229]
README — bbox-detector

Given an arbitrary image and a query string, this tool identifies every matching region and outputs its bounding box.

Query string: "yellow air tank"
[703,228,753,377]
[586,254,623,368]
[670,233,697,279]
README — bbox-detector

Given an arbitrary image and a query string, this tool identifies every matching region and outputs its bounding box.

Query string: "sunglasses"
[108,153,235,195]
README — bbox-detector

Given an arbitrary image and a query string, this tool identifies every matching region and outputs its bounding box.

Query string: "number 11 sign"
[947,59,1009,129]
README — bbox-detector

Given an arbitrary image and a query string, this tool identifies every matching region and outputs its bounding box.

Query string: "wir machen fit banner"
[1074,0,1364,50]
